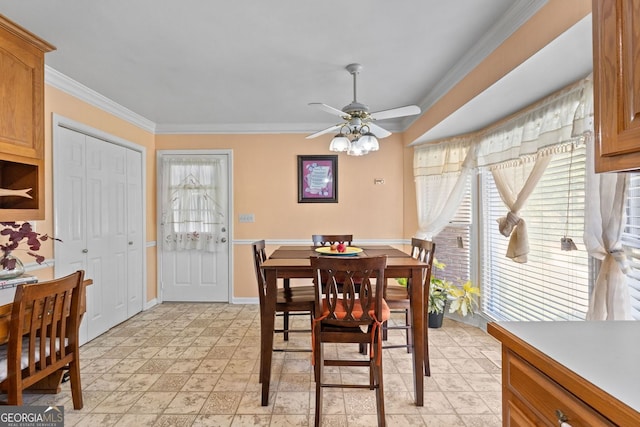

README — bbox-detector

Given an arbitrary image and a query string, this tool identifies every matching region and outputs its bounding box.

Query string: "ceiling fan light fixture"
[329,134,350,152]
[308,63,420,156]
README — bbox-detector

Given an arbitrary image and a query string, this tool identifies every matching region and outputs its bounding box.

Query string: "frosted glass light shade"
[329,134,350,152]
[359,132,379,151]
[347,138,367,156]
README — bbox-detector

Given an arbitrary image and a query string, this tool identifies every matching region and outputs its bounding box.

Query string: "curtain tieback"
[497,211,521,237]
[609,248,630,274]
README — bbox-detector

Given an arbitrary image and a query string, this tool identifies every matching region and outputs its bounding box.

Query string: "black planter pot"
[428,311,444,328]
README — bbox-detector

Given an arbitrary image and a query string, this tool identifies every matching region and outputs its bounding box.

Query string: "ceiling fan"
[306,63,421,156]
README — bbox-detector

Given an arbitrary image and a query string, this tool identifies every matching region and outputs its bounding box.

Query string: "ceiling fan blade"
[370,105,421,121]
[309,103,351,119]
[367,123,392,139]
[306,124,342,139]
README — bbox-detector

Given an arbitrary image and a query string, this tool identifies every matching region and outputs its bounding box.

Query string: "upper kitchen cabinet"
[593,0,640,172]
[0,15,54,220]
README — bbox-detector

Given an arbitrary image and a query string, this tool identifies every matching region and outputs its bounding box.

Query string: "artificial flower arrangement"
[0,222,60,270]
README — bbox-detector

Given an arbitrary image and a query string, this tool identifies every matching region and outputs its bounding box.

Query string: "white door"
[54,124,144,342]
[126,149,144,314]
[158,153,230,302]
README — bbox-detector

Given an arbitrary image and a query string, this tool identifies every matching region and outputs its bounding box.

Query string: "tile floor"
[19,303,503,426]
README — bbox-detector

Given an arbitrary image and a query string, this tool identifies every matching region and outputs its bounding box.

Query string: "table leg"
[261,269,277,406]
[410,267,424,406]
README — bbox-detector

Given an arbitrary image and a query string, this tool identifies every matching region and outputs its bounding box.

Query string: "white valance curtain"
[161,156,225,252]
[476,80,589,167]
[413,137,475,240]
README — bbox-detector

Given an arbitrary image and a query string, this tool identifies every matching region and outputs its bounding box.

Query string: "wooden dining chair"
[0,270,85,408]
[383,238,435,376]
[311,234,353,247]
[311,255,389,427]
[252,241,315,379]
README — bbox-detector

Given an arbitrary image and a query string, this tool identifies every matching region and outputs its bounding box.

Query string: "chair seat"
[0,337,64,382]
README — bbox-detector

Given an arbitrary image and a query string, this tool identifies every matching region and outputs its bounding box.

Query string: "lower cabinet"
[504,349,614,426]
[488,322,640,427]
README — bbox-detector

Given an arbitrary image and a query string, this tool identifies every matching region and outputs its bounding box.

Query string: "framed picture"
[298,155,338,203]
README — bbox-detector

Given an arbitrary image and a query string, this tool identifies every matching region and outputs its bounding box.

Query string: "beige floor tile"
[9,303,503,426]
[129,391,176,414]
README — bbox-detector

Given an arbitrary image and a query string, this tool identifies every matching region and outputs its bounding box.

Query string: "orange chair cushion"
[321,298,390,322]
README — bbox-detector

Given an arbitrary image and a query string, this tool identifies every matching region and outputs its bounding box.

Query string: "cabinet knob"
[221,237,227,243]
[129,241,133,245]
[82,249,88,253]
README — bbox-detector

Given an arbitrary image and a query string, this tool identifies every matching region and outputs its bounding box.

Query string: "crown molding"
[45,65,156,133]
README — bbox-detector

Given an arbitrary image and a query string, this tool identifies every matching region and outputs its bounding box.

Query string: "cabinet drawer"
[506,351,614,427]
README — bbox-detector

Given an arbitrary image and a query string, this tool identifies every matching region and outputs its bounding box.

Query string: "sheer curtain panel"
[161,156,225,252]
[584,140,631,320]
[413,137,475,240]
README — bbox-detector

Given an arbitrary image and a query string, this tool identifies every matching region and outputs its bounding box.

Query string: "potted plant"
[397,258,480,328]
[427,259,480,328]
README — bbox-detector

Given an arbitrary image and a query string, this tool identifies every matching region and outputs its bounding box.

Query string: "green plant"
[398,257,480,317]
[428,258,480,317]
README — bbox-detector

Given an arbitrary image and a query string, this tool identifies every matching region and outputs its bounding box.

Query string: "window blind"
[621,173,640,320]
[480,145,591,321]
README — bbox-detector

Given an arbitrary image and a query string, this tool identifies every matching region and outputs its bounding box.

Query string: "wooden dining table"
[260,245,429,407]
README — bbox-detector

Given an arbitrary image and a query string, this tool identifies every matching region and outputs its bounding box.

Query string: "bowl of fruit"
[315,243,363,256]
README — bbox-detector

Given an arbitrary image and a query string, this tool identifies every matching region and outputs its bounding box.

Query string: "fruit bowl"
[314,246,363,256]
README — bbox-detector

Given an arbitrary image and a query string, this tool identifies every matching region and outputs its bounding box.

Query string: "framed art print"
[297,155,337,203]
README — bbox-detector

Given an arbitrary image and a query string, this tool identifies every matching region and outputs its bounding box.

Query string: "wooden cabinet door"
[593,0,640,172]
[0,16,54,220]
[0,17,53,160]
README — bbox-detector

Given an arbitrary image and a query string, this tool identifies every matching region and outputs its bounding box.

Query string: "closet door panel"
[126,149,143,314]
[85,136,128,337]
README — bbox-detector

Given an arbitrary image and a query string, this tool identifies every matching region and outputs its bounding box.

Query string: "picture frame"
[297,155,338,203]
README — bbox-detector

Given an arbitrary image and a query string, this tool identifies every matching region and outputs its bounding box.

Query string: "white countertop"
[497,321,640,413]
[0,287,16,306]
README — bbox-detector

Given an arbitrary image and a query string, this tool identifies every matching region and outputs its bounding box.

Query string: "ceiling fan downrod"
[346,63,362,103]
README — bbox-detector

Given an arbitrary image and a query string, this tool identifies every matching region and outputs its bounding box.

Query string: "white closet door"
[86,135,128,337]
[54,125,144,343]
[53,127,87,274]
[126,149,144,315]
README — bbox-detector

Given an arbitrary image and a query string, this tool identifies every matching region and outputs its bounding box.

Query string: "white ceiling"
[0,1,592,142]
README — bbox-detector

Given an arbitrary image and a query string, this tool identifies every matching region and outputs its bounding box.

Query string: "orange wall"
[156,133,406,298]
